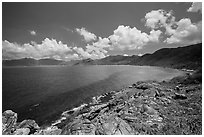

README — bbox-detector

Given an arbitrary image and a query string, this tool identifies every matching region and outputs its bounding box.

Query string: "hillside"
[3,43,202,70]
[2,58,66,66]
[74,43,202,70]
[130,43,202,69]
[2,58,38,66]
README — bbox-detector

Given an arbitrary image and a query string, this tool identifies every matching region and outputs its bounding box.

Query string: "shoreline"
[49,66,188,128]
[3,65,185,124]
[2,67,201,135]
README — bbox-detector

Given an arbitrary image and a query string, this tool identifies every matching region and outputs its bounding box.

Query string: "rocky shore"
[2,69,202,135]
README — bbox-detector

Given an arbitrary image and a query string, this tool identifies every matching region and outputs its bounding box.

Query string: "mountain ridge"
[73,43,202,70]
[3,43,202,70]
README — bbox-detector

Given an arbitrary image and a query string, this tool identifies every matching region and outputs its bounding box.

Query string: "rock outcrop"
[2,110,61,135]
[2,71,202,135]
[2,110,18,135]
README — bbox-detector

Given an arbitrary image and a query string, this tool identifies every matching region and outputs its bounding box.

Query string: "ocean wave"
[51,103,88,126]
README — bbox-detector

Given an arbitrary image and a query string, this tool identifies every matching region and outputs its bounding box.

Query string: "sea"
[2,65,184,126]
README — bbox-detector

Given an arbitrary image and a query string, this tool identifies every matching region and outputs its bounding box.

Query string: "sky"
[2,2,202,61]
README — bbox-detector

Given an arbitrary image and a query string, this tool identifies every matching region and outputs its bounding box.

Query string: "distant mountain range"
[2,58,65,66]
[2,43,202,70]
[73,43,202,69]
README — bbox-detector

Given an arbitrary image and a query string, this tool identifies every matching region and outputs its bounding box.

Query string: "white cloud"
[73,25,162,58]
[187,2,202,13]
[76,27,97,42]
[145,9,202,45]
[73,37,109,59]
[73,46,106,60]
[145,9,175,29]
[108,25,161,51]
[64,53,79,60]
[165,19,202,44]
[148,30,162,42]
[29,30,37,36]
[63,27,73,33]
[2,38,78,60]
[5,6,202,61]
[73,47,92,59]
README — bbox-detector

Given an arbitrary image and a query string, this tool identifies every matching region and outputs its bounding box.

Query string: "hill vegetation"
[3,43,202,70]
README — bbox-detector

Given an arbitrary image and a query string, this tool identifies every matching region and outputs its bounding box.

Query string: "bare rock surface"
[2,110,18,135]
[2,70,202,135]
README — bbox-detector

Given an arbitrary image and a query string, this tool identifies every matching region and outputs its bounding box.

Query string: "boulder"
[143,88,159,97]
[14,128,30,135]
[2,110,18,134]
[67,118,96,135]
[172,93,187,100]
[87,104,109,120]
[17,119,39,129]
[102,116,134,135]
[17,119,40,134]
[140,104,158,115]
[136,83,153,90]
[35,126,61,135]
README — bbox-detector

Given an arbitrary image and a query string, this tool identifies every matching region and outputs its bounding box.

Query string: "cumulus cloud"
[73,47,92,59]
[2,38,78,60]
[73,37,110,59]
[73,47,106,59]
[187,2,202,13]
[145,9,175,29]
[145,9,202,45]
[148,30,163,42]
[76,27,97,42]
[72,24,162,59]
[29,30,37,36]
[4,6,202,61]
[108,25,161,50]
[165,19,202,44]
[64,53,79,60]
[73,25,162,59]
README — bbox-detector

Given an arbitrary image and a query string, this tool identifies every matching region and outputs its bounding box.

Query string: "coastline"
[2,67,202,135]
[43,66,187,127]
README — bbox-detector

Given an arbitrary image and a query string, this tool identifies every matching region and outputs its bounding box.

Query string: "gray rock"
[17,119,40,134]
[67,118,96,135]
[2,110,18,134]
[136,83,153,90]
[140,104,158,115]
[102,116,134,135]
[34,126,61,135]
[14,128,30,135]
[173,93,187,100]
[17,119,40,129]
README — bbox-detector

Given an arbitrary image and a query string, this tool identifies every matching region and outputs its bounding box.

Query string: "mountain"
[73,58,95,65]
[3,43,202,69]
[2,58,38,66]
[38,58,65,65]
[60,60,82,66]
[94,55,139,65]
[73,55,140,65]
[2,58,66,66]
[130,43,202,69]
[74,43,202,70]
